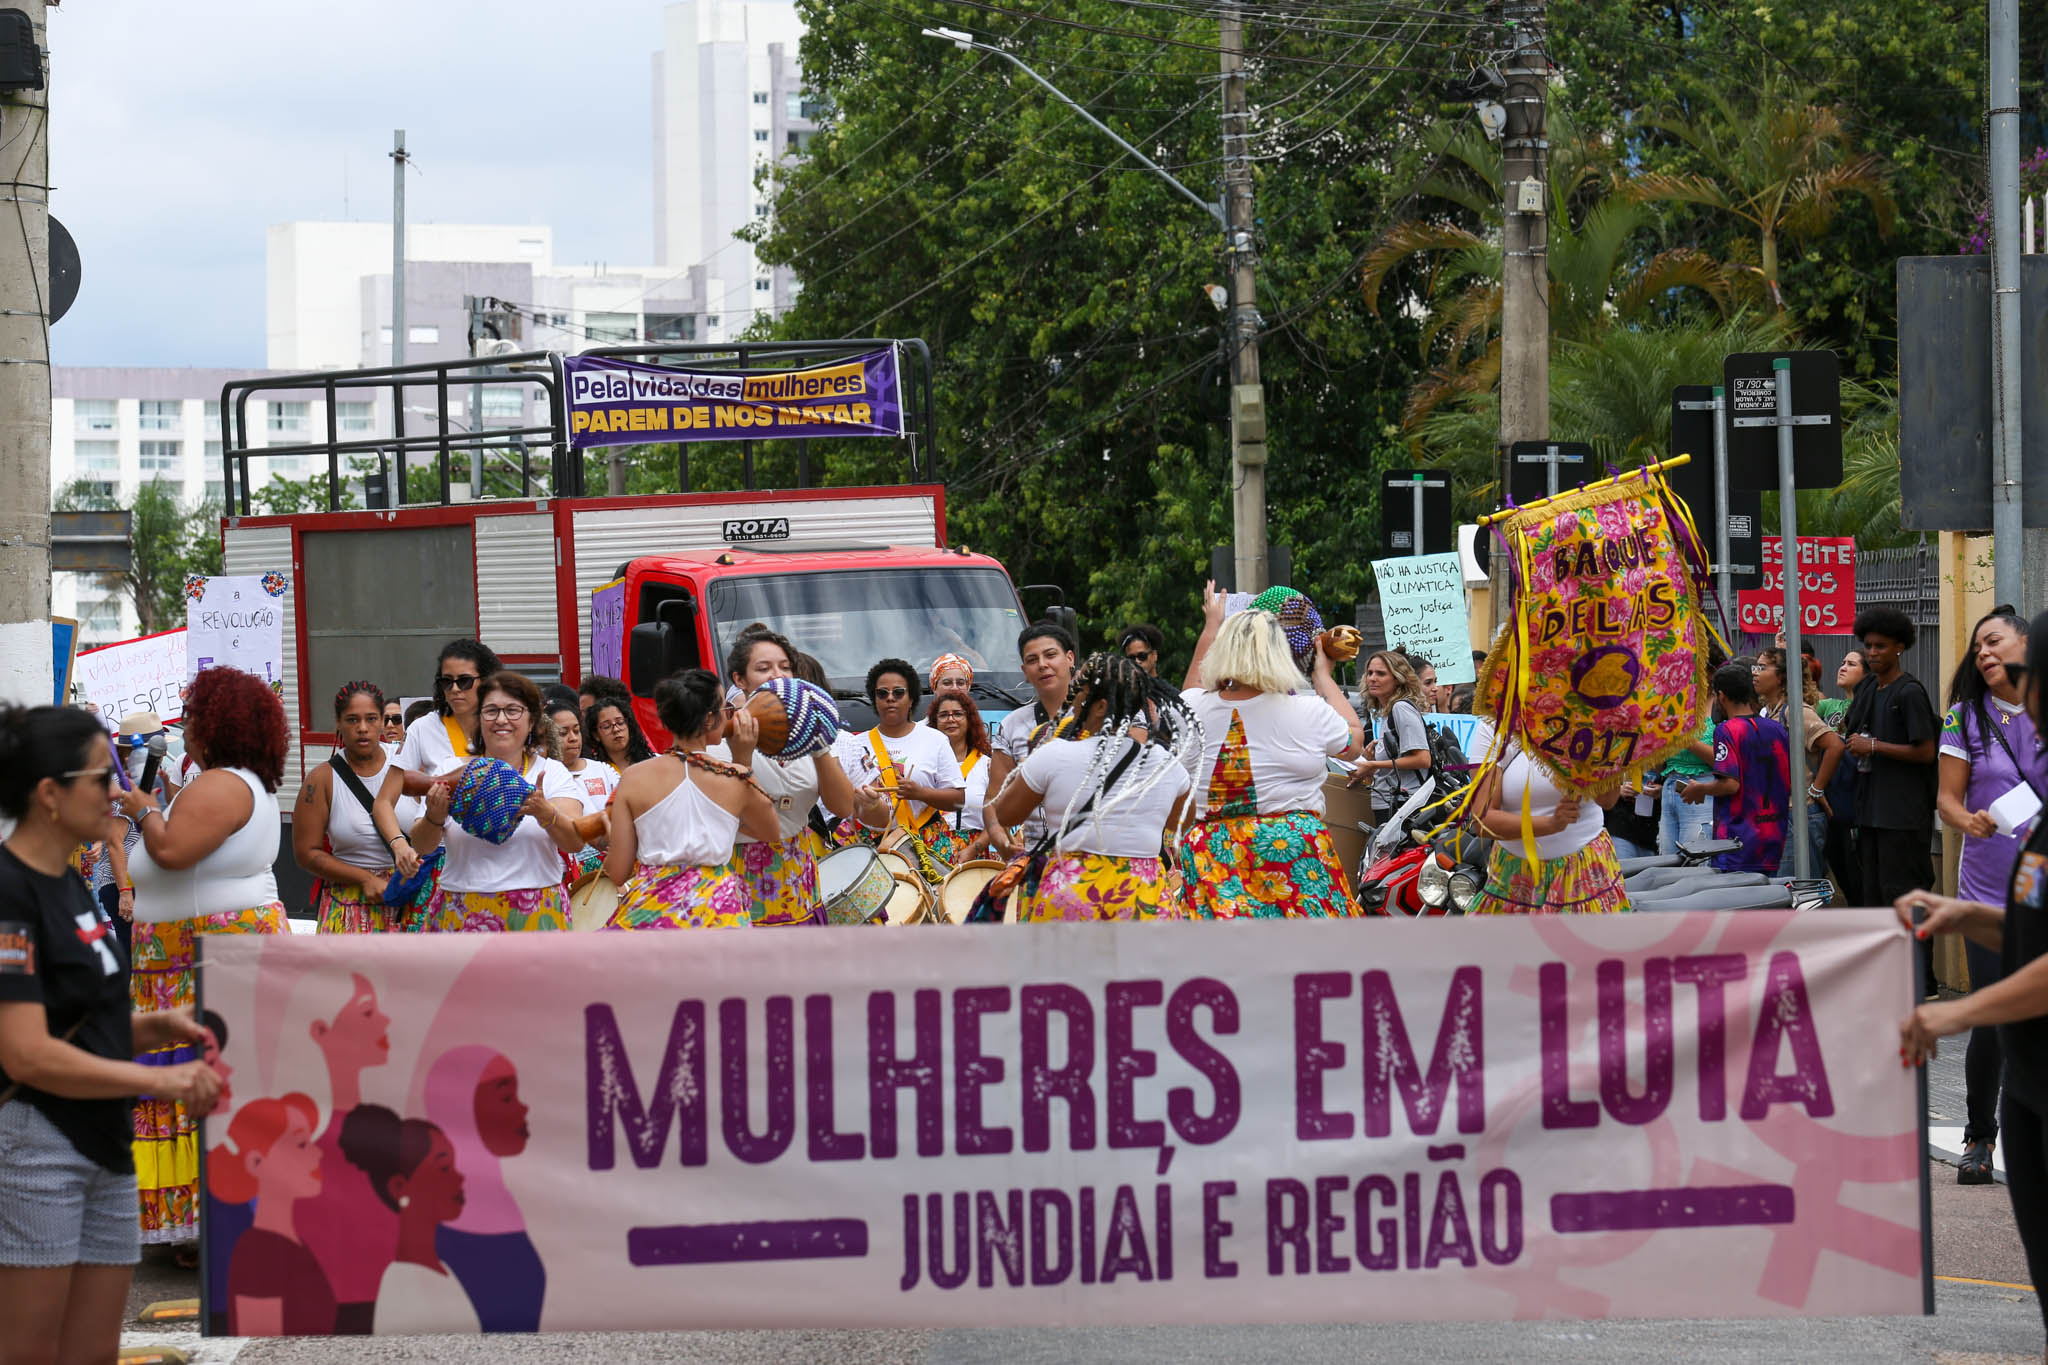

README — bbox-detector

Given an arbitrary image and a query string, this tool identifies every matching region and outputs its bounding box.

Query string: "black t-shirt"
[0,845,135,1173]
[1842,672,1938,833]
[2004,820,2048,1111]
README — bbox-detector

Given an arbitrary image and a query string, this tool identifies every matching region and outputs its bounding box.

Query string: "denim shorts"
[0,1099,140,1267]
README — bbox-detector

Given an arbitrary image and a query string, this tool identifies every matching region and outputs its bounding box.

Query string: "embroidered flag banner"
[197,913,1924,1337]
[1479,474,1713,795]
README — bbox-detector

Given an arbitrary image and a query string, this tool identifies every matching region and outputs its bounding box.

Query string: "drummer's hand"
[895,780,928,805]
[727,707,758,765]
[425,782,451,823]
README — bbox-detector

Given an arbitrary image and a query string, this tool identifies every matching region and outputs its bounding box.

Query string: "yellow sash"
[443,714,471,759]
[867,729,939,832]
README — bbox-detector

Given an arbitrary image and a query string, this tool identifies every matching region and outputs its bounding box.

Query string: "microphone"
[138,733,168,797]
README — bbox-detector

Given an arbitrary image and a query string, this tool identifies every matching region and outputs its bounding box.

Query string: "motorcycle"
[1358,824,1492,918]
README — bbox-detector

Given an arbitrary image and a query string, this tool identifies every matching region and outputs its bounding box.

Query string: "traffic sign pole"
[1410,475,1425,558]
[1713,385,1731,631]
[1772,357,1812,884]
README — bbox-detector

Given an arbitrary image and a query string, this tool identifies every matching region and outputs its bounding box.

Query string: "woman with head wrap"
[929,654,974,705]
[991,653,1198,920]
[1177,583,1365,918]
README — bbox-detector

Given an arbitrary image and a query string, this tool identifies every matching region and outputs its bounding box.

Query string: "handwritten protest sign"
[75,628,187,721]
[1737,537,1857,636]
[184,573,288,686]
[1371,552,1473,684]
[590,578,626,679]
[201,912,1922,1338]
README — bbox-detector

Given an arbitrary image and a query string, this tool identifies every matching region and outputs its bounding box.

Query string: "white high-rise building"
[651,0,815,337]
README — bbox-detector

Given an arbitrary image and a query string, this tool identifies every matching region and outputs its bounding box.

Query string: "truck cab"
[619,542,1029,739]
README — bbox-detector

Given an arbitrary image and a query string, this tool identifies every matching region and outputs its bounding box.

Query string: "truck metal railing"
[218,339,937,517]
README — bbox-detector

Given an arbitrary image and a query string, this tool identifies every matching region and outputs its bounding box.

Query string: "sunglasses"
[874,687,910,701]
[383,711,403,722]
[437,673,480,691]
[1125,649,1155,662]
[63,767,115,790]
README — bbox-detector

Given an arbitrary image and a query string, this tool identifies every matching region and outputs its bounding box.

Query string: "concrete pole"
[0,0,53,705]
[391,131,407,368]
[1493,1,1548,627]
[1220,2,1269,593]
[1989,0,2024,610]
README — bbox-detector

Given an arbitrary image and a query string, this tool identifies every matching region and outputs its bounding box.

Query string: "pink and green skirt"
[314,876,395,934]
[608,861,753,930]
[733,837,823,928]
[131,902,289,1245]
[428,884,570,932]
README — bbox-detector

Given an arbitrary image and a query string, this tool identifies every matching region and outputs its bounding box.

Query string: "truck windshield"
[705,568,1028,694]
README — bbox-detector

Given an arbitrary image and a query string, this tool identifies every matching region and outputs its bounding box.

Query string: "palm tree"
[1361,110,1742,429]
[1628,70,1896,311]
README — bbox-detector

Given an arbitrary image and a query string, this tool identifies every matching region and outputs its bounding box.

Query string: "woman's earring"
[398,1195,409,1209]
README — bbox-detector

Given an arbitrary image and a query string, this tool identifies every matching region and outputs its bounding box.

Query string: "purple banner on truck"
[563,348,906,449]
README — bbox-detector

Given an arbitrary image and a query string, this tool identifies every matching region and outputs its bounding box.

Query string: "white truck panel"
[221,524,304,803]
[474,512,560,661]
[567,494,938,675]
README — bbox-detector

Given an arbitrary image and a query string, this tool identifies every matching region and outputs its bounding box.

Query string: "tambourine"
[743,677,840,759]
[1317,625,1363,662]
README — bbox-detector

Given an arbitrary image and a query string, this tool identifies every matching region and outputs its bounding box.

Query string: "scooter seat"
[1674,837,1743,859]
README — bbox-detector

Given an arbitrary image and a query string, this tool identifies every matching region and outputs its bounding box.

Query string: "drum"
[570,875,619,932]
[744,678,841,759]
[817,846,891,926]
[876,848,918,885]
[938,859,1005,924]
[882,873,931,926]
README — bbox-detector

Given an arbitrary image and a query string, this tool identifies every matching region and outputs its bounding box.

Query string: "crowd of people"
[4,577,2046,1354]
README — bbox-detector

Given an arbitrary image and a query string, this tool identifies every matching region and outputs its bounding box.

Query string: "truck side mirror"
[628,622,670,698]
[1046,604,1079,640]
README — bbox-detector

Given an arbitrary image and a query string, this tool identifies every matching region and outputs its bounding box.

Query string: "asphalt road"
[119,1033,2045,1365]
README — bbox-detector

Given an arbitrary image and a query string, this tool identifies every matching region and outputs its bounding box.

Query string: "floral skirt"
[733,838,822,928]
[314,876,395,934]
[1467,831,1631,915]
[913,819,972,874]
[429,884,569,932]
[131,902,289,1245]
[608,861,753,930]
[1176,810,1360,919]
[1021,853,1178,923]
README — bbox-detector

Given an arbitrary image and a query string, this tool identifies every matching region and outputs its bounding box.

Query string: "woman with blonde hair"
[1175,584,1364,918]
[1353,649,1435,828]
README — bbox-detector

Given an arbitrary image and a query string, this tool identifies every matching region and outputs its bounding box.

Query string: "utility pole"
[391,130,408,368]
[1220,2,1269,594]
[466,294,485,497]
[1492,0,1547,625]
[1989,0,2024,610]
[0,0,52,705]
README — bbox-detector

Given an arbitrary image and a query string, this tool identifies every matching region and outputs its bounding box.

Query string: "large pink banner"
[197,913,1925,1337]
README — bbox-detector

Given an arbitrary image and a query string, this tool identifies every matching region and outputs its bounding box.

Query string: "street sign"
[1208,544,1291,595]
[1506,440,1594,506]
[1378,468,1453,557]
[1667,385,1761,592]
[1723,351,1842,489]
[50,508,131,573]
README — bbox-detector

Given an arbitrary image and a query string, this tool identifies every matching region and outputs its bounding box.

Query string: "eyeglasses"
[597,719,630,734]
[480,705,528,721]
[62,767,115,789]
[437,674,480,691]
[874,687,910,700]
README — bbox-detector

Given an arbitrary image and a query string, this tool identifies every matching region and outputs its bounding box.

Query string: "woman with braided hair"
[991,653,1197,921]
[294,681,422,933]
[604,669,779,929]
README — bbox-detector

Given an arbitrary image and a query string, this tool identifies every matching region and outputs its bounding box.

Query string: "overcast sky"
[49,0,663,368]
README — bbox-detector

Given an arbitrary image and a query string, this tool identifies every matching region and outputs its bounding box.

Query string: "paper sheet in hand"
[1991,781,2042,836]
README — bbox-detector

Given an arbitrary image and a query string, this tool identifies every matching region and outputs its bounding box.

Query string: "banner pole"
[1774,357,1813,883]
[1713,385,1733,636]
[1476,453,1692,528]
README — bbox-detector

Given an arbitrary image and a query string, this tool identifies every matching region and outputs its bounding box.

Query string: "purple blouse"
[1943,699,2048,903]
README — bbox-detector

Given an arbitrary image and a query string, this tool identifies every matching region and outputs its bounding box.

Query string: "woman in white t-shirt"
[1465,746,1628,914]
[924,693,993,866]
[993,653,1197,921]
[1176,586,1366,918]
[605,670,778,930]
[404,673,587,933]
[548,701,619,886]
[831,660,965,879]
[710,629,879,926]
